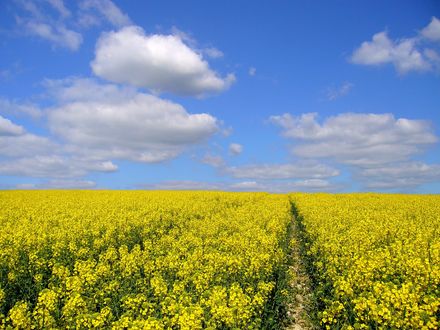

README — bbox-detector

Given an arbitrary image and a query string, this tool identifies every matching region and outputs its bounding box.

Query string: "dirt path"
[284,213,317,330]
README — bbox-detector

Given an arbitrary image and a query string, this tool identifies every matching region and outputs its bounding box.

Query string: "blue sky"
[1,0,440,192]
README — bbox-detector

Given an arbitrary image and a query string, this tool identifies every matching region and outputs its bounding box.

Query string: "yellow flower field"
[1,191,439,329]
[0,191,292,329]
[290,193,440,329]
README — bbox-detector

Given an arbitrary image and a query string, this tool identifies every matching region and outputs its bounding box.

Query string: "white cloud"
[351,32,430,73]
[229,143,243,156]
[91,26,235,96]
[0,115,25,136]
[424,48,440,67]
[0,133,56,157]
[79,0,131,27]
[47,78,219,163]
[14,0,82,50]
[46,0,71,18]
[43,77,137,103]
[271,112,437,166]
[421,17,440,41]
[201,154,225,168]
[1,78,221,180]
[359,162,440,189]
[327,82,353,101]
[14,0,131,50]
[203,47,224,59]
[0,155,116,178]
[0,113,116,178]
[0,98,43,118]
[248,67,256,76]
[21,20,83,50]
[0,112,118,179]
[225,162,339,180]
[351,18,440,74]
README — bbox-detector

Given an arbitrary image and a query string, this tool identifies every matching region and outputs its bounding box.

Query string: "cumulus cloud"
[225,162,339,180]
[359,162,440,189]
[43,77,137,103]
[271,112,437,166]
[327,82,353,101]
[421,17,440,41]
[270,112,440,190]
[351,17,440,74]
[351,32,430,73]
[91,26,235,96]
[0,114,117,178]
[229,143,243,156]
[47,78,219,163]
[1,77,222,181]
[248,67,256,76]
[0,132,56,158]
[0,115,25,136]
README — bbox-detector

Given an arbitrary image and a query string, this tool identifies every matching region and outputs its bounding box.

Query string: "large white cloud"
[0,113,118,178]
[0,133,56,157]
[0,78,221,181]
[225,162,339,180]
[91,26,235,96]
[351,32,430,73]
[270,112,440,190]
[47,78,219,163]
[271,113,437,166]
[351,17,440,74]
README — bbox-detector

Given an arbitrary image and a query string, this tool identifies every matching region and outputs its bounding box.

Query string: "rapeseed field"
[0,191,439,329]
[0,191,291,329]
[291,193,440,329]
